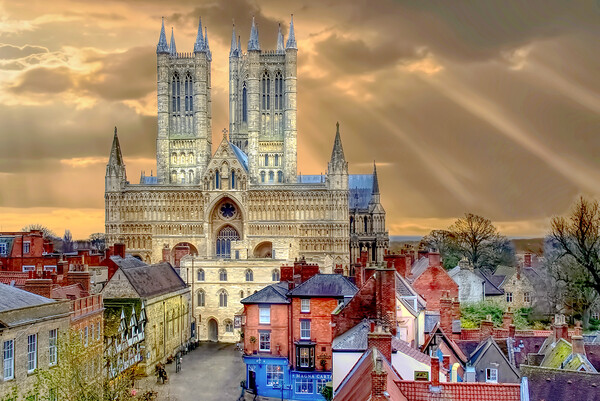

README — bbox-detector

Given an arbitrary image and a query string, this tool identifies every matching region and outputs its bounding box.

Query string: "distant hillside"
[389,236,545,255]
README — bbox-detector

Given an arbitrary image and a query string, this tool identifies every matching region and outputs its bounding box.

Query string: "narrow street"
[139,342,246,401]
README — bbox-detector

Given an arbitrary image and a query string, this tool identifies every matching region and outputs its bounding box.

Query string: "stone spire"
[204,26,212,61]
[286,14,297,49]
[108,126,124,167]
[248,16,260,51]
[330,121,345,163]
[372,162,380,195]
[276,23,285,52]
[229,23,238,56]
[169,27,177,56]
[156,17,169,54]
[328,122,348,190]
[193,16,205,53]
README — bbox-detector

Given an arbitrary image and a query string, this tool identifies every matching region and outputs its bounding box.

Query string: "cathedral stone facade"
[104,17,388,341]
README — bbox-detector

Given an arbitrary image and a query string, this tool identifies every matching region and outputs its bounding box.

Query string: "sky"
[0,0,598,239]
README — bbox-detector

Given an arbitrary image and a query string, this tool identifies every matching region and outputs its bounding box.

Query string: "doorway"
[208,318,219,342]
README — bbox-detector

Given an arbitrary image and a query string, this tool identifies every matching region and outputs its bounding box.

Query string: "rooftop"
[288,274,358,298]
[118,262,187,298]
[0,282,55,312]
[241,282,289,304]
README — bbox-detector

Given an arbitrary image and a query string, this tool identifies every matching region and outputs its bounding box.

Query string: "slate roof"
[521,365,600,401]
[241,282,290,304]
[477,270,505,296]
[349,174,373,210]
[297,174,326,184]
[469,337,521,378]
[230,142,249,171]
[584,344,600,371]
[109,255,147,269]
[396,274,426,315]
[141,175,158,185]
[409,257,429,281]
[540,338,572,369]
[424,311,440,333]
[119,262,187,298]
[507,336,547,368]
[0,283,55,312]
[288,274,358,298]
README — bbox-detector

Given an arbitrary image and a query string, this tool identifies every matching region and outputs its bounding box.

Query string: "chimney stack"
[428,251,441,267]
[367,324,393,362]
[480,315,494,341]
[114,243,126,259]
[24,278,53,299]
[572,321,585,355]
[553,314,568,341]
[371,351,388,401]
[431,356,440,386]
[524,253,532,268]
[439,292,453,335]
[502,310,514,329]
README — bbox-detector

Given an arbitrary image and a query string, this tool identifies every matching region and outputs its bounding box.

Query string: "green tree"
[420,230,461,269]
[448,213,514,270]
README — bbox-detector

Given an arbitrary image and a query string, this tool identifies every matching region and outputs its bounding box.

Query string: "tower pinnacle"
[156,17,169,54]
[286,14,297,49]
[248,16,261,51]
[204,27,212,61]
[330,121,345,163]
[276,23,285,52]
[109,126,124,166]
[230,23,238,57]
[194,17,205,53]
[169,27,176,56]
[372,161,380,195]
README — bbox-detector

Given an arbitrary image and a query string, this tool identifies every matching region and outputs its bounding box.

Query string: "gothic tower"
[105,127,126,192]
[156,17,212,185]
[229,16,298,184]
[327,122,349,190]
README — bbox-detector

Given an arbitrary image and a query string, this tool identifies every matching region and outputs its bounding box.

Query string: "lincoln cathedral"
[105,17,389,340]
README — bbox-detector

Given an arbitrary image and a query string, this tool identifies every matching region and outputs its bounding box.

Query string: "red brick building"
[409,252,458,312]
[241,261,358,400]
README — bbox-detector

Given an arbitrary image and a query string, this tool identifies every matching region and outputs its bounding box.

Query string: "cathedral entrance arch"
[208,318,218,342]
[253,241,272,258]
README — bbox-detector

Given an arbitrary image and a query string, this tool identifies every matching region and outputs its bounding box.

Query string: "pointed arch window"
[242,82,248,122]
[197,269,205,281]
[225,319,233,332]
[275,72,283,110]
[261,171,266,183]
[265,154,269,166]
[274,154,279,166]
[215,171,220,189]
[240,290,244,299]
[171,73,181,115]
[231,171,236,189]
[184,73,193,114]
[277,171,283,183]
[272,269,280,282]
[269,171,274,182]
[261,72,271,110]
[219,290,228,307]
[245,269,254,282]
[219,268,227,281]
[216,226,240,258]
[197,290,205,307]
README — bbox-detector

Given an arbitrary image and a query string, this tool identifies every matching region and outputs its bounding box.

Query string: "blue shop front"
[244,355,331,400]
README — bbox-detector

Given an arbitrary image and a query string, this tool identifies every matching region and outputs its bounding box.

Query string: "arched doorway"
[253,241,273,258]
[208,318,218,342]
[216,226,240,258]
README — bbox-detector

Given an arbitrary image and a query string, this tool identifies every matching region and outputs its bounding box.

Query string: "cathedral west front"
[104,16,388,341]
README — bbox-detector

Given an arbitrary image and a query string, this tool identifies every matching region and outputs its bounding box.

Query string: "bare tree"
[550,197,600,302]
[448,213,514,270]
[21,224,57,239]
[89,233,106,252]
[62,229,74,253]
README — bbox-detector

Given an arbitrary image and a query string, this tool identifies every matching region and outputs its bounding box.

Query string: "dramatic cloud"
[0,0,598,239]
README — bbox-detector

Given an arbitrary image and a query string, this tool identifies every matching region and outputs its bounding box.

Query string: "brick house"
[241,268,357,400]
[409,253,458,312]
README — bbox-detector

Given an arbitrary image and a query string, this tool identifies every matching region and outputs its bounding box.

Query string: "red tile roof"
[51,283,87,300]
[396,381,521,401]
[0,271,29,287]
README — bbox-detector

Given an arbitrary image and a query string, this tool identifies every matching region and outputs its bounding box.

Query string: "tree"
[62,230,74,253]
[448,213,514,270]
[89,233,106,252]
[549,197,600,326]
[34,330,143,401]
[21,224,57,239]
[420,230,461,269]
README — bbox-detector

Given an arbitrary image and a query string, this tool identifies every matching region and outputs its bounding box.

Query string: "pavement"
[138,342,246,401]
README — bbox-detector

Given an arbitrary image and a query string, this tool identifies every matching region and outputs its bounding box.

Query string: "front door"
[208,318,218,341]
[248,370,256,392]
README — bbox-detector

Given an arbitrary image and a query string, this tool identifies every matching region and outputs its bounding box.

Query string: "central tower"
[228,17,298,184]
[156,18,212,185]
